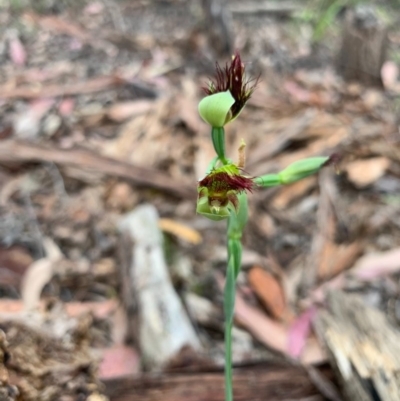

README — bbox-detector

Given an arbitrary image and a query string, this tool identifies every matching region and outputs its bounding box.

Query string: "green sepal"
[278,157,329,184]
[198,90,235,128]
[253,173,281,188]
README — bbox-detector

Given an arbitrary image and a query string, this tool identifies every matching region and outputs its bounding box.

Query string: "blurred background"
[0,0,400,400]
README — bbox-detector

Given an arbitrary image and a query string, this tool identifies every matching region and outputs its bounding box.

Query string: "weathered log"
[118,205,200,371]
[0,140,194,199]
[336,6,387,87]
[315,291,400,401]
[103,363,331,401]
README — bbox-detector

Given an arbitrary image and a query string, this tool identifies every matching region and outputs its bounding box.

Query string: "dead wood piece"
[118,205,200,370]
[0,75,124,100]
[248,109,315,169]
[315,290,400,401]
[0,330,18,401]
[0,141,194,199]
[230,1,300,16]
[336,6,387,87]
[201,0,233,57]
[103,363,329,401]
[0,309,106,401]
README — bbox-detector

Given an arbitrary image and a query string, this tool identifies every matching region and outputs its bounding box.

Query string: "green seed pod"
[278,157,329,184]
[198,90,235,128]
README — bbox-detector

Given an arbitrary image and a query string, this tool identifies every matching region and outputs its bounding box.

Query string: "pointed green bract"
[198,90,235,128]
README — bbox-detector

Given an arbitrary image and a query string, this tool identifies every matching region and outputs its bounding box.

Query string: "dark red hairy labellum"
[199,172,254,193]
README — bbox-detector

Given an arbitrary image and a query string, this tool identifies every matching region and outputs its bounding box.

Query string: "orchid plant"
[197,53,334,401]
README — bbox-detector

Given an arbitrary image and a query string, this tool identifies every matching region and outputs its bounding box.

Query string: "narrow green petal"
[253,174,282,188]
[198,91,235,128]
[278,157,329,184]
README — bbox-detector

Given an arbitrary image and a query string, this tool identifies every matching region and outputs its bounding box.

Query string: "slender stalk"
[211,127,228,164]
[224,318,233,401]
[224,256,236,401]
[223,193,248,401]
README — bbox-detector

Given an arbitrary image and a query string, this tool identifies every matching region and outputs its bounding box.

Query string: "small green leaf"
[198,91,235,128]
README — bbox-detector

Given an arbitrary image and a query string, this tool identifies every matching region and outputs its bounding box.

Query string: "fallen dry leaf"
[14,98,55,139]
[317,242,363,281]
[345,157,390,188]
[159,218,202,245]
[284,80,331,107]
[0,75,124,99]
[8,35,26,66]
[0,299,118,320]
[351,248,400,281]
[234,288,289,354]
[247,266,288,320]
[20,237,62,311]
[381,61,398,90]
[27,12,91,42]
[307,249,400,305]
[84,1,104,14]
[21,258,56,311]
[58,97,75,116]
[271,176,316,210]
[0,140,194,198]
[0,246,33,287]
[99,345,140,379]
[287,307,317,359]
[235,287,325,364]
[106,100,153,122]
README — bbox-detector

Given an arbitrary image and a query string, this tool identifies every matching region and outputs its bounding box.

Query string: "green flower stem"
[224,257,235,401]
[211,127,228,164]
[224,193,248,401]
